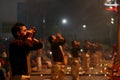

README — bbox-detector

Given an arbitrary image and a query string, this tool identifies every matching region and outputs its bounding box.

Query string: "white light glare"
[43,19,45,23]
[62,19,67,24]
[111,18,114,21]
[104,0,119,6]
[111,18,114,24]
[50,51,52,55]
[111,21,114,24]
[80,49,83,52]
[5,38,8,41]
[83,25,86,28]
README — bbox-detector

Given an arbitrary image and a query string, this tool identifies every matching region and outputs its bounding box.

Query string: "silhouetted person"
[9,22,43,80]
[48,32,66,80]
[71,40,81,80]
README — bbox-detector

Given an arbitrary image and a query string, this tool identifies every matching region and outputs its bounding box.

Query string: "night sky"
[24,0,117,44]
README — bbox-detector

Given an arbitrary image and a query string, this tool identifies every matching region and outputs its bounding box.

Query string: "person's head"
[11,22,27,39]
[71,40,80,46]
[1,51,7,58]
[84,40,90,44]
[48,35,57,43]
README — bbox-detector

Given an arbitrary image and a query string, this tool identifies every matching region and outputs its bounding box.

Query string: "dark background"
[17,0,118,44]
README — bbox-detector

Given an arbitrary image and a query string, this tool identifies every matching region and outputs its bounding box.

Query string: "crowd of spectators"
[29,39,114,70]
[0,38,115,80]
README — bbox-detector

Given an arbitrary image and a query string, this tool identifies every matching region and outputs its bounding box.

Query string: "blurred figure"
[9,22,43,80]
[70,40,81,80]
[36,49,42,71]
[82,40,91,70]
[83,40,91,53]
[0,50,10,79]
[0,60,6,80]
[48,32,66,80]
